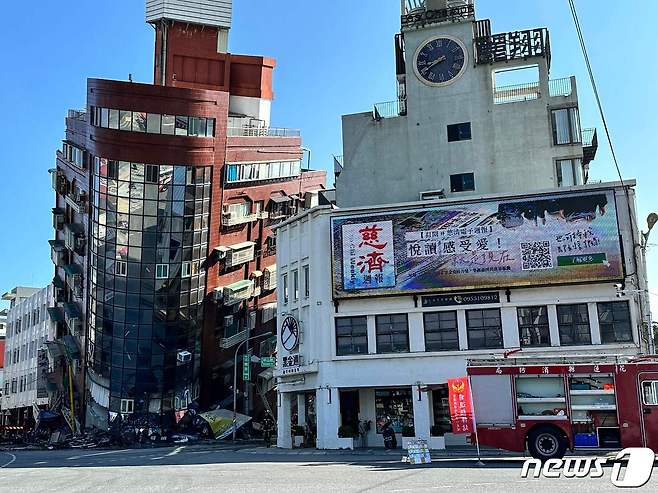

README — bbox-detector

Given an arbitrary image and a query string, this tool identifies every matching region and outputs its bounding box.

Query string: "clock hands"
[420,55,447,75]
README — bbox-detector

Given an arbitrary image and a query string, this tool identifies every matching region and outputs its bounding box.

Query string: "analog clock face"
[414,36,467,86]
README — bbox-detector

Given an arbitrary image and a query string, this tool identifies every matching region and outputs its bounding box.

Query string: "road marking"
[67,449,131,460]
[151,446,186,460]
[33,461,48,465]
[0,453,16,468]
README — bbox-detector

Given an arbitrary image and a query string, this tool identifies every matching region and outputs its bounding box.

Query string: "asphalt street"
[1,445,656,493]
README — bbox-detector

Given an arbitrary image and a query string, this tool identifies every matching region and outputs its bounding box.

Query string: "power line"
[567,0,639,278]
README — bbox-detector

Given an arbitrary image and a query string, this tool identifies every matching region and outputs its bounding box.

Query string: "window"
[225,160,302,184]
[551,107,581,145]
[431,385,452,436]
[557,304,591,345]
[145,165,159,183]
[375,314,409,353]
[597,301,633,343]
[155,264,169,279]
[466,309,503,349]
[447,122,472,142]
[303,265,310,298]
[517,306,550,347]
[11,379,17,393]
[450,173,475,193]
[119,110,132,131]
[335,317,368,356]
[120,398,134,414]
[642,381,658,406]
[175,116,189,136]
[115,260,127,277]
[556,158,582,187]
[161,115,175,135]
[283,274,289,304]
[146,113,161,134]
[292,270,299,301]
[375,388,414,434]
[181,261,191,278]
[423,311,459,352]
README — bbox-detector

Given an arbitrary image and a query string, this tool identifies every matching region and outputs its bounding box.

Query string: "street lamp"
[232,332,273,443]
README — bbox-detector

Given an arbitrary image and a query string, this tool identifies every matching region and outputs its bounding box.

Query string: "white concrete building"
[274,183,651,450]
[274,2,651,450]
[336,0,598,208]
[2,285,55,425]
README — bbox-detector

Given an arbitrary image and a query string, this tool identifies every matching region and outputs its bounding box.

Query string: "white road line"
[0,453,16,468]
[33,461,48,465]
[151,446,186,461]
[67,449,132,460]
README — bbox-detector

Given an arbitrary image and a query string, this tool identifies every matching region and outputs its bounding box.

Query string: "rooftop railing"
[373,99,407,120]
[582,128,598,148]
[227,126,300,137]
[493,82,540,105]
[548,77,573,97]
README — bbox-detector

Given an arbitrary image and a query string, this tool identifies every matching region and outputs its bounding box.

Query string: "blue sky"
[0,0,656,312]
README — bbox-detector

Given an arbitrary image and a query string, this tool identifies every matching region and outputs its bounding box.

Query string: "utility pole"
[232,332,272,443]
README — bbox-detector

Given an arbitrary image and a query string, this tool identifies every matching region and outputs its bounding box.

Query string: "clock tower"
[337,1,596,208]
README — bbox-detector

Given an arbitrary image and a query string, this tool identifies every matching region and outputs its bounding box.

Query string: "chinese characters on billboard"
[331,190,623,298]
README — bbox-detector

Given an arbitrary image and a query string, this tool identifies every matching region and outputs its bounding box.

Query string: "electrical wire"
[567,0,639,279]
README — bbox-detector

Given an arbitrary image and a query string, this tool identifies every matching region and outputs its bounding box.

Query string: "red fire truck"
[467,356,658,460]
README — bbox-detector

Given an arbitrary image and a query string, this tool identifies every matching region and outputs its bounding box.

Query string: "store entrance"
[339,390,360,437]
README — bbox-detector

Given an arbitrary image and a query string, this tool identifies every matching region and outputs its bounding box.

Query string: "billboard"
[331,190,623,298]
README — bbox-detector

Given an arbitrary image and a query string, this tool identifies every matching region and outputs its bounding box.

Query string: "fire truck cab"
[467,356,658,460]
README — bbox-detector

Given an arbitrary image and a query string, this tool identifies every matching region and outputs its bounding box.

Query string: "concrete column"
[277,391,293,449]
[412,385,431,442]
[501,307,520,349]
[547,305,561,346]
[408,312,425,352]
[457,311,468,350]
[296,394,306,427]
[367,316,377,354]
[316,387,342,450]
[588,303,602,345]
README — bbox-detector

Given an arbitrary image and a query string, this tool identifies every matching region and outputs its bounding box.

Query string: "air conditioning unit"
[215,246,230,259]
[177,351,192,364]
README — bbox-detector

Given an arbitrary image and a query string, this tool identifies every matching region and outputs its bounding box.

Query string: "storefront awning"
[63,303,81,320]
[45,341,64,361]
[47,307,65,323]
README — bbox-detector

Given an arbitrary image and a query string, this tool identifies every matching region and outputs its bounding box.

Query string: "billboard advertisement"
[331,190,623,298]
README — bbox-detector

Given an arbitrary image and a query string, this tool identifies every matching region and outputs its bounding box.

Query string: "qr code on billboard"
[521,241,553,270]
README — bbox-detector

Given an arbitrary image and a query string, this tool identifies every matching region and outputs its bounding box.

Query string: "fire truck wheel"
[527,426,567,461]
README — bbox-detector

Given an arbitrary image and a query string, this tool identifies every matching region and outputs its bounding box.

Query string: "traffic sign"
[261,356,276,368]
[242,354,251,381]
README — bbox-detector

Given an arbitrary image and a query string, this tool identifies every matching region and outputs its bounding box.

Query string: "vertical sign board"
[448,377,474,434]
[242,354,251,381]
[332,190,624,297]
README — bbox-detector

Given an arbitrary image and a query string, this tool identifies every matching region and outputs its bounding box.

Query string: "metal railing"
[548,77,573,97]
[582,128,597,147]
[493,82,540,105]
[373,99,407,120]
[227,126,300,137]
[67,109,87,121]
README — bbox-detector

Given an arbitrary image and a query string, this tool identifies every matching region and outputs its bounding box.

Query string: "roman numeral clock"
[413,35,468,87]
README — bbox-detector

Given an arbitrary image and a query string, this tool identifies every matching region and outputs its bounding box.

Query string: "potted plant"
[337,425,357,450]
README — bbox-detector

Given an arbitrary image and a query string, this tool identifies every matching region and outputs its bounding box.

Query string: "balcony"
[401,1,474,30]
[548,77,574,98]
[582,128,599,166]
[50,169,68,195]
[63,302,83,336]
[63,263,83,299]
[65,189,88,214]
[373,99,407,120]
[227,126,301,138]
